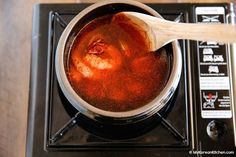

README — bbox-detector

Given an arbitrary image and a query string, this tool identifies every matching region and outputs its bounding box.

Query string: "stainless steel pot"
[55,0,182,124]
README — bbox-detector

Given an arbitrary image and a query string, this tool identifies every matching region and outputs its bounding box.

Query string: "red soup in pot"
[67,14,171,112]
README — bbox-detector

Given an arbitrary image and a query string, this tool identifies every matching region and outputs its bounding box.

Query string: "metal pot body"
[55,0,182,124]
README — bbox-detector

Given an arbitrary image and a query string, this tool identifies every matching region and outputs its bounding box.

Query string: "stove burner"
[46,11,188,147]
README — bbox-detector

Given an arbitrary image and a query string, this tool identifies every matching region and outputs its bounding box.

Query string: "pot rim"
[55,0,182,119]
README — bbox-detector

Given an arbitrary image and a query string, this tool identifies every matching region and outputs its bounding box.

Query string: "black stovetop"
[27,3,236,157]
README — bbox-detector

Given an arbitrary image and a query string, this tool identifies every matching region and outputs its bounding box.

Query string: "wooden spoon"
[120,12,236,51]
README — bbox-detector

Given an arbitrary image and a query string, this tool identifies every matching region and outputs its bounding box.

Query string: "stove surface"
[27,3,236,157]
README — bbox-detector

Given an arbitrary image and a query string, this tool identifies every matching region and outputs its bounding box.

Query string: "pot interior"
[64,3,171,69]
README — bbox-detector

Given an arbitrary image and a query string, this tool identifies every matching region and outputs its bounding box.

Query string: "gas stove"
[27,3,236,157]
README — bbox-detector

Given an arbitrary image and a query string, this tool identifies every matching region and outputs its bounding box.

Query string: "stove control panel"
[194,5,235,151]
[195,6,232,119]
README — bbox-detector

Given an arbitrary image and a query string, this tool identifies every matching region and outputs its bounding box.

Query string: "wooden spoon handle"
[154,19,236,43]
[122,12,236,51]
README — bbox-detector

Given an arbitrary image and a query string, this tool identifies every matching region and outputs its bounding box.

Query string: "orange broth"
[67,14,170,112]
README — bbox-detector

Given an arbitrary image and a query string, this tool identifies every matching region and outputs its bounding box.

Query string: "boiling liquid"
[67,14,170,112]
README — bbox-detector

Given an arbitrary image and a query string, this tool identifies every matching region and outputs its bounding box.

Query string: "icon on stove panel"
[199,41,220,46]
[207,41,218,45]
[199,41,206,45]
[208,65,219,73]
[214,55,224,62]
[203,55,214,62]
[203,48,214,55]
[202,15,220,22]
[203,92,218,109]
[203,55,224,62]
